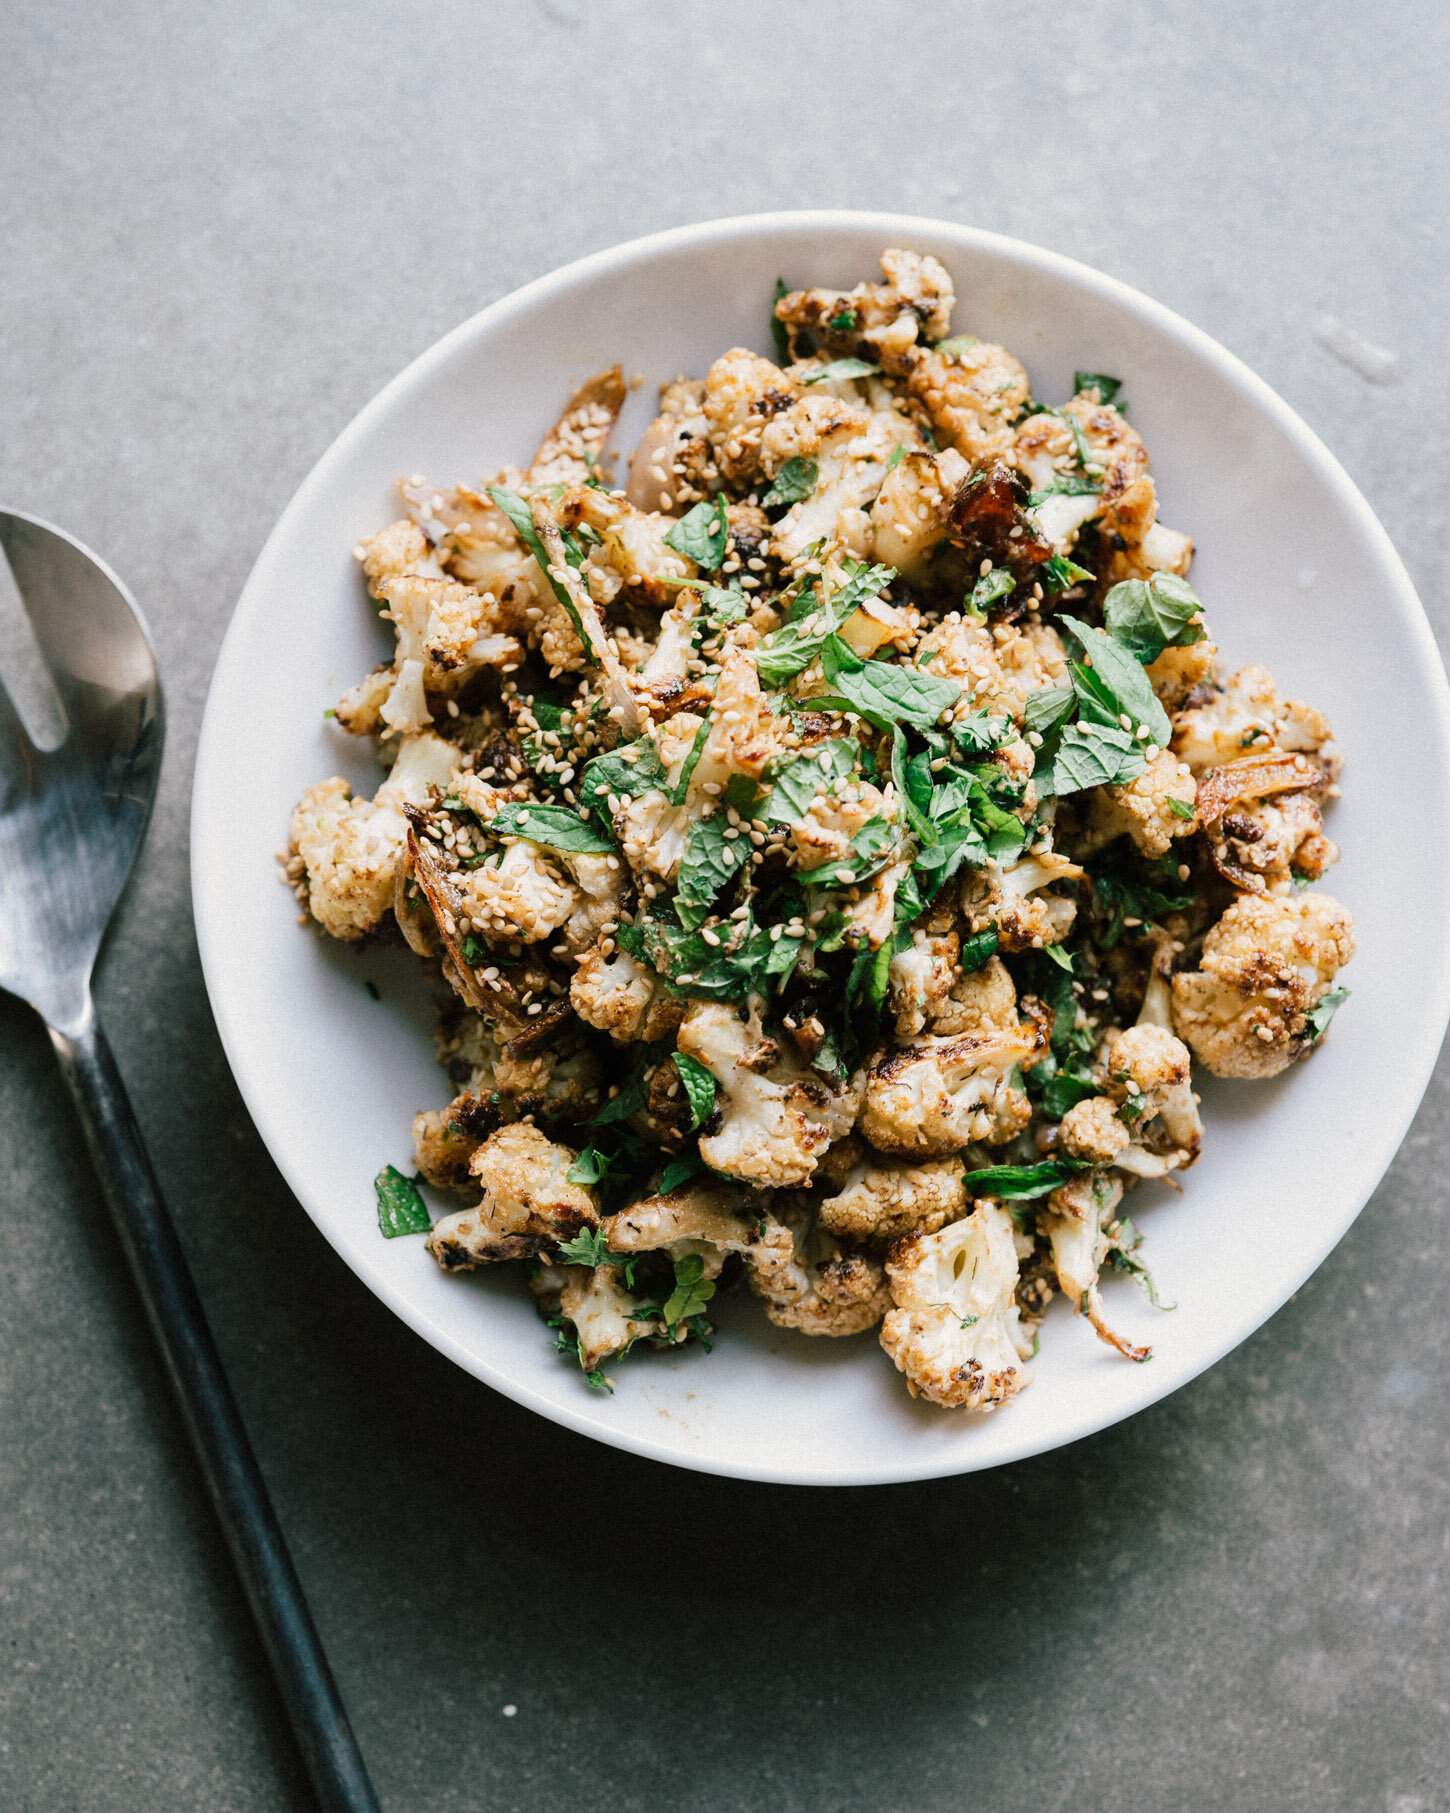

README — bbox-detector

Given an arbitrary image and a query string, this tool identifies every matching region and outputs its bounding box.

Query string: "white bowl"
[192,211,1450,1486]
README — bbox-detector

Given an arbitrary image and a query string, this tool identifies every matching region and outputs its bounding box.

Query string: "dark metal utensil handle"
[47,1005,382,1813]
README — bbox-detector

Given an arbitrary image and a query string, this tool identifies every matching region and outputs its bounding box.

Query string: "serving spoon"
[0,509,380,1813]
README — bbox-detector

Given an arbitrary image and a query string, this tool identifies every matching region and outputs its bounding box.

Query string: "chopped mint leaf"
[658,1152,706,1194]
[804,357,879,384]
[664,495,729,569]
[967,568,1016,616]
[489,802,616,854]
[962,1158,1089,1200]
[579,738,669,833]
[675,814,751,927]
[1102,572,1207,664]
[1167,795,1196,821]
[817,635,960,731]
[1058,613,1173,746]
[753,560,895,687]
[1307,986,1349,1039]
[1074,371,1122,405]
[761,457,819,510]
[1026,473,1101,507]
[959,928,1000,972]
[1041,552,1094,592]
[672,1052,718,1130]
[486,485,592,658]
[375,1166,431,1238]
[765,738,860,825]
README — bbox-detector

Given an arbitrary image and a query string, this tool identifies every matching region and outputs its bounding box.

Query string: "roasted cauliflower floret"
[424,1124,598,1269]
[558,485,694,609]
[860,1009,1047,1157]
[526,365,627,486]
[916,615,1068,723]
[1058,1025,1202,1179]
[868,448,971,583]
[290,731,459,940]
[888,931,959,1038]
[1171,663,1336,777]
[701,347,802,485]
[1080,751,1199,857]
[604,1180,791,1281]
[762,400,901,563]
[789,777,889,872]
[373,572,523,735]
[626,378,712,514]
[356,518,444,597]
[774,248,956,364]
[676,1002,861,1187]
[455,837,578,944]
[1102,1023,1203,1173]
[569,946,683,1043]
[1058,1095,1132,1165]
[1196,750,1338,893]
[1145,637,1217,709]
[1170,892,1355,1078]
[963,851,1082,951]
[744,1193,891,1335]
[1040,1171,1149,1362]
[412,1088,504,1190]
[899,339,1031,464]
[930,954,1022,1039]
[557,1264,668,1375]
[880,1202,1034,1409]
[818,1155,968,1245]
[618,643,789,882]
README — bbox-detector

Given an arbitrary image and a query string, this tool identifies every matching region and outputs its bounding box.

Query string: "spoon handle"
[47,1004,382,1813]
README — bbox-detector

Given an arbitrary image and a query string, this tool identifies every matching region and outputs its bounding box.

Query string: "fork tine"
[0,512,156,711]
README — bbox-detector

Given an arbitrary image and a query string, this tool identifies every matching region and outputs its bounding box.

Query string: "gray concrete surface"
[2,2,1448,1808]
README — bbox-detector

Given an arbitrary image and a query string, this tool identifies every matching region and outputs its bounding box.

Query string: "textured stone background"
[2,2,1448,1808]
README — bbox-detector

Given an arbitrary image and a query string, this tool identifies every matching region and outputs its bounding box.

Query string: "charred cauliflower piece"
[424,1124,598,1269]
[744,1193,891,1335]
[860,1007,1048,1157]
[557,1264,668,1375]
[1196,750,1338,893]
[1040,1171,1149,1362]
[569,945,684,1043]
[290,731,459,941]
[605,1181,792,1283]
[880,1202,1035,1409]
[1171,892,1355,1078]
[1058,1025,1203,1180]
[915,615,1069,724]
[1080,751,1199,857]
[1171,663,1336,778]
[817,1155,968,1245]
[774,248,956,365]
[677,1002,861,1188]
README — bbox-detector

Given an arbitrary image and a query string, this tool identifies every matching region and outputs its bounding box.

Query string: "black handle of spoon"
[47,1003,382,1813]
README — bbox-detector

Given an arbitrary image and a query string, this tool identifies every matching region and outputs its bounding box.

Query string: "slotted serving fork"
[0,509,380,1813]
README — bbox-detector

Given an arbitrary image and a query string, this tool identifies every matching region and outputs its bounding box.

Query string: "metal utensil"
[0,509,381,1813]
